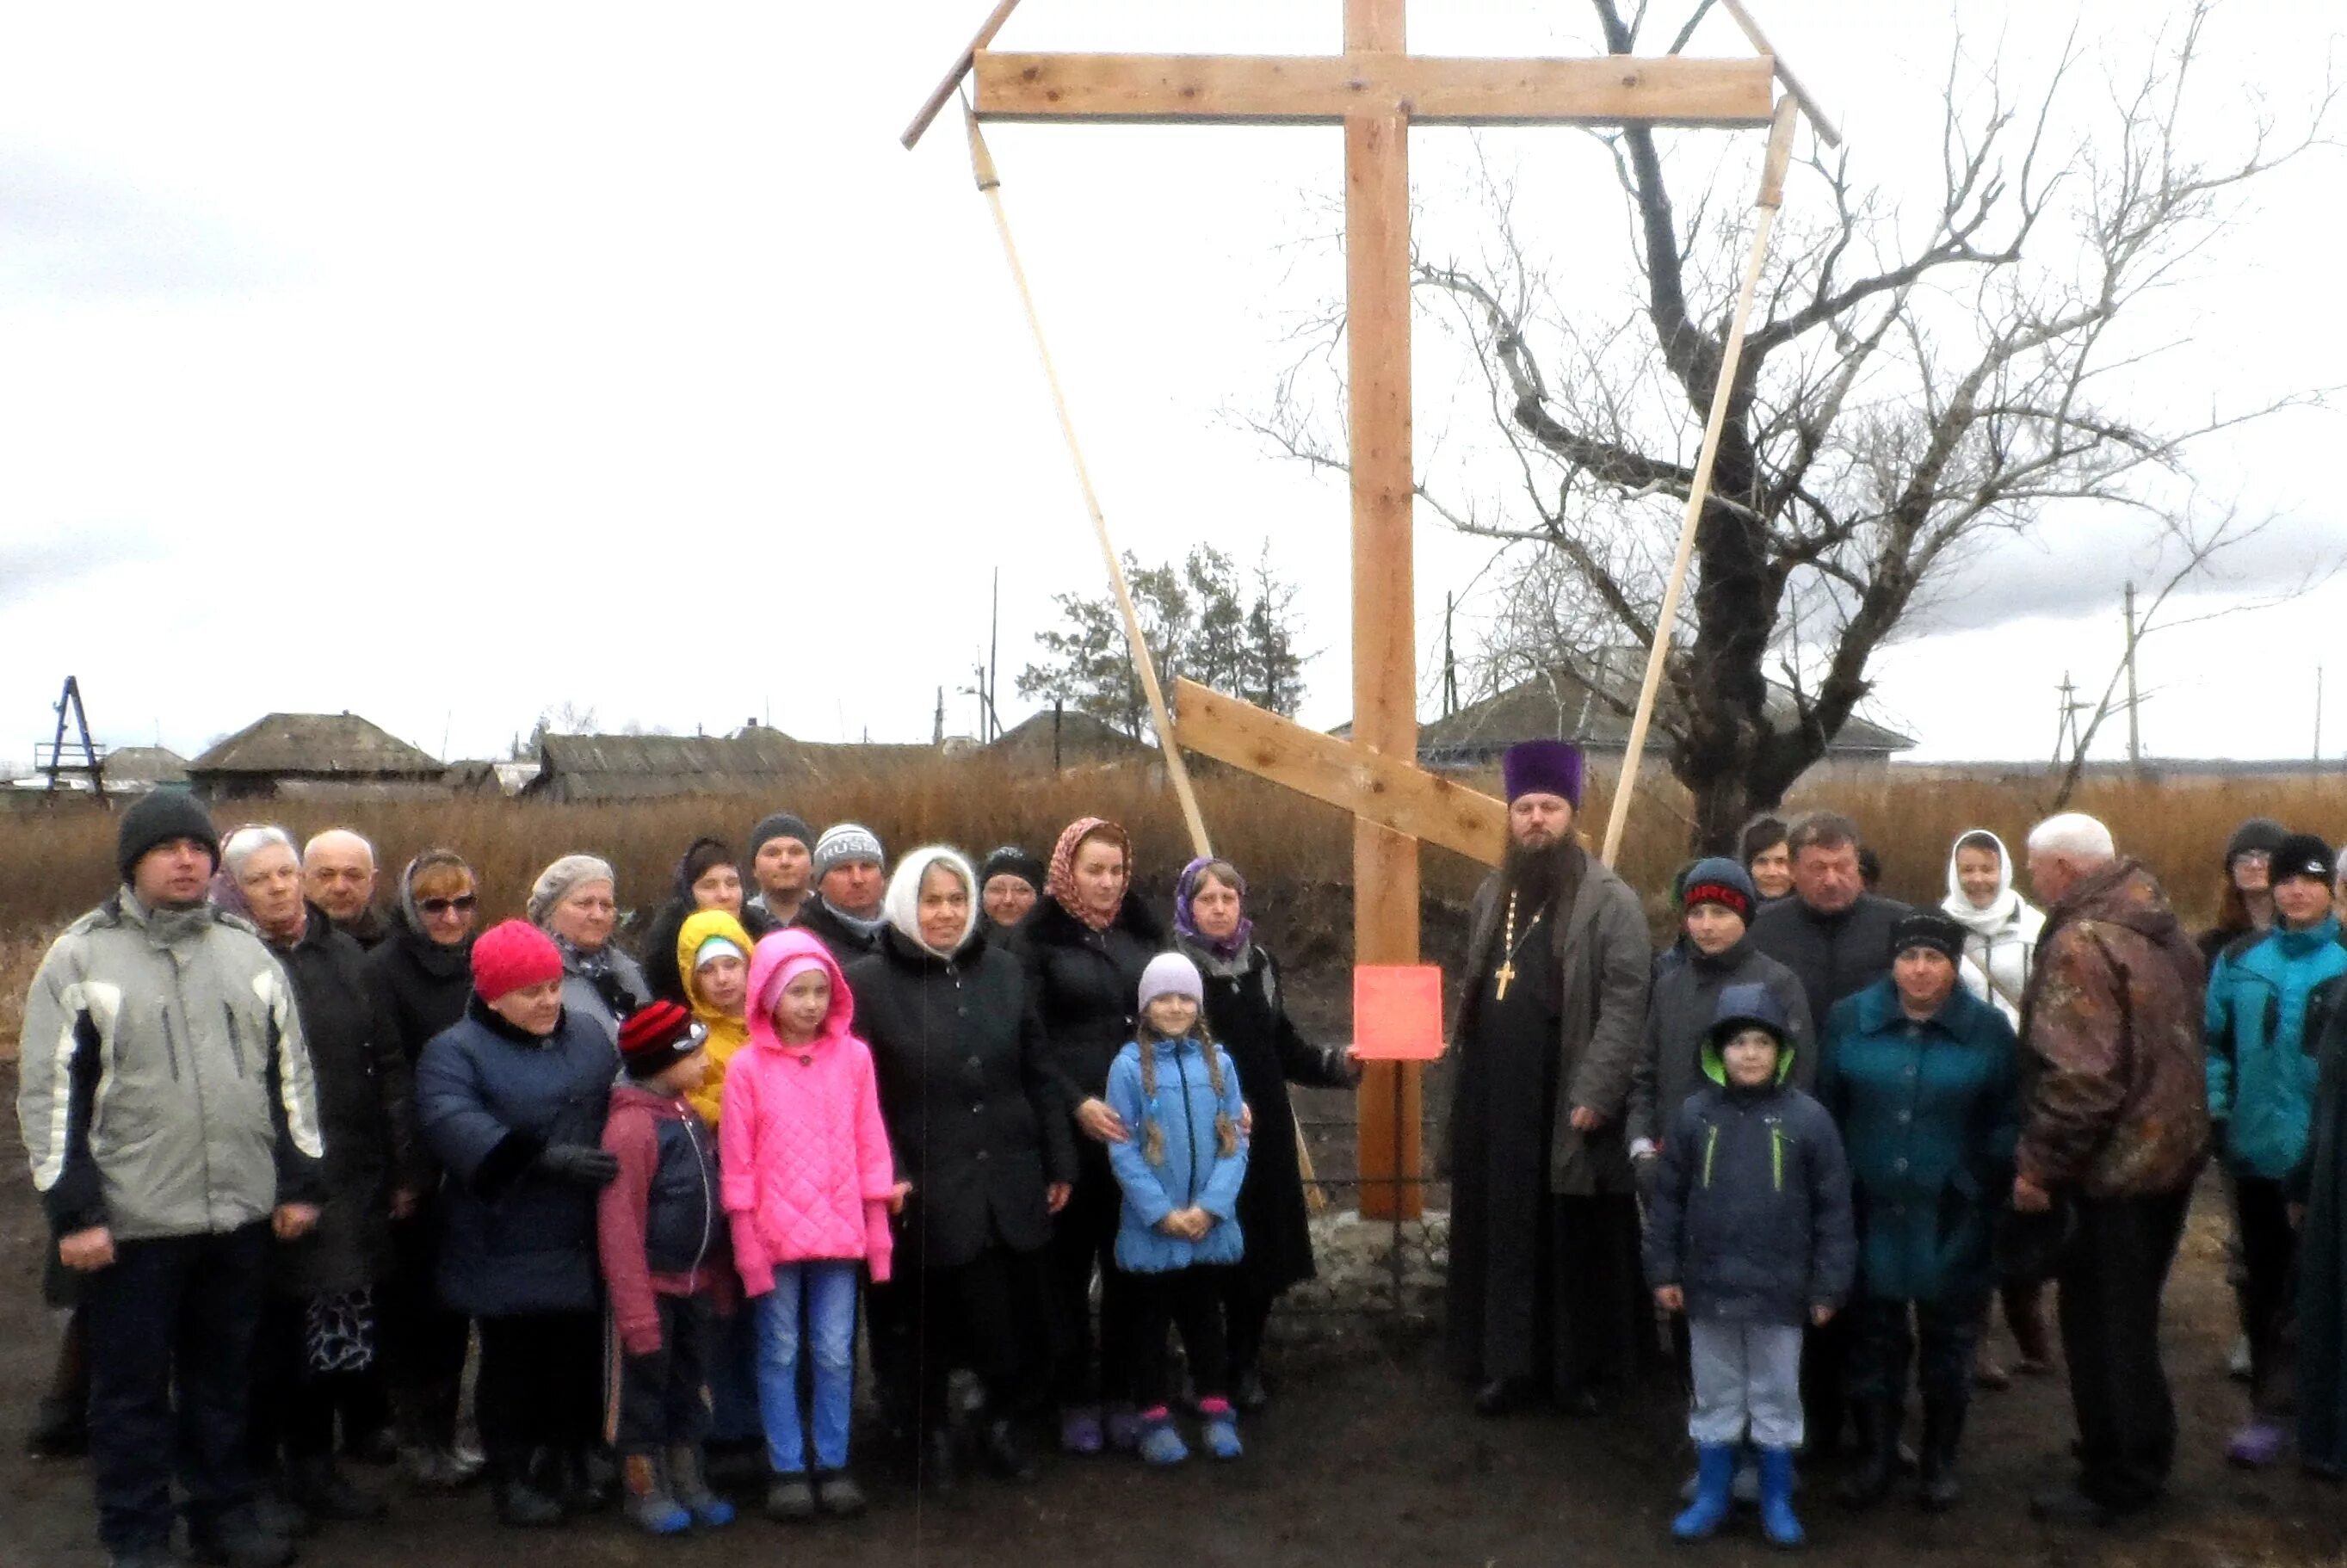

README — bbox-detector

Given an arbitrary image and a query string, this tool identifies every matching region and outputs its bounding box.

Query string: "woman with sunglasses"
[362,850,487,1491]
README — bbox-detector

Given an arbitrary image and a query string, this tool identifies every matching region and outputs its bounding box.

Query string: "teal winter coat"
[2207,917,2347,1182]
[1104,1035,1250,1273]
[1819,978,2020,1306]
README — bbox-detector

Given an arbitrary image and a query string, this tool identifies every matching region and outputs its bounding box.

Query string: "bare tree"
[1257,0,2334,849]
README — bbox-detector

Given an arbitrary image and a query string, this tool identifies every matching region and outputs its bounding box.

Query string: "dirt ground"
[2,1070,2341,1568]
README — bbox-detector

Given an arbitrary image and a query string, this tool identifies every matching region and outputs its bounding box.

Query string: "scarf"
[1942,828,2023,938]
[1047,816,1132,934]
[1174,855,1255,967]
[556,933,638,1022]
[820,898,888,941]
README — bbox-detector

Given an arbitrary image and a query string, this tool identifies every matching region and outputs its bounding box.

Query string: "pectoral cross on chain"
[1493,958,1517,1001]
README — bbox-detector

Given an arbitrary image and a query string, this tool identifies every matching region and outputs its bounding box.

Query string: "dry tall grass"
[0,762,2327,985]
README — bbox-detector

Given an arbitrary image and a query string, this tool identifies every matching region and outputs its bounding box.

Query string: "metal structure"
[36,676,108,802]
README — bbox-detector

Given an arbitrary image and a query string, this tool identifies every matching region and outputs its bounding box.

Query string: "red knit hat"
[472,919,565,1002]
[617,999,707,1078]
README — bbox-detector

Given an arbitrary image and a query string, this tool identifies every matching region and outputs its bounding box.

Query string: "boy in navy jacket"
[1646,985,1855,1549]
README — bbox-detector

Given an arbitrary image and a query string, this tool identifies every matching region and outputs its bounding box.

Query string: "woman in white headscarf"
[1938,828,2053,1388]
[1941,830,2044,1028]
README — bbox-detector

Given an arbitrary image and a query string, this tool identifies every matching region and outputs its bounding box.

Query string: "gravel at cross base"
[5,1065,2345,1567]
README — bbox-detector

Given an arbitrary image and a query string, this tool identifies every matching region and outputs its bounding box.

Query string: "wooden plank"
[901,0,1028,151]
[1173,681,1505,867]
[973,52,1776,127]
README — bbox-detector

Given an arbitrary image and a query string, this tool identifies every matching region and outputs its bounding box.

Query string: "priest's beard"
[1503,836,1574,911]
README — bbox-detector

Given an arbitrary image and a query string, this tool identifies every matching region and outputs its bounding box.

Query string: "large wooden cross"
[929,2,1780,1219]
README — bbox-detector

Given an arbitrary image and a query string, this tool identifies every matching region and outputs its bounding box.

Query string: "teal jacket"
[2206,916,2347,1181]
[1105,1035,1250,1273]
[1819,978,2019,1306]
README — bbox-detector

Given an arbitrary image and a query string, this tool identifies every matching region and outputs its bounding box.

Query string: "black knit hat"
[2271,832,2337,889]
[671,836,737,901]
[1890,910,1967,965]
[116,791,220,884]
[2226,818,2288,866]
[744,812,813,867]
[979,845,1046,893]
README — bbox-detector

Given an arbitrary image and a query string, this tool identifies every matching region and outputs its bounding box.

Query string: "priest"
[1444,740,1655,1415]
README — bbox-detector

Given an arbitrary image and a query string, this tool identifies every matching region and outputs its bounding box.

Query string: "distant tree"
[1019,544,1311,738]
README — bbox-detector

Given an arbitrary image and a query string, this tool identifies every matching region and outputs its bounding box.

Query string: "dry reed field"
[0,762,2328,1057]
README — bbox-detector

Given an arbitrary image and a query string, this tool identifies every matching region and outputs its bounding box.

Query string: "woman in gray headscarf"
[528,854,649,1040]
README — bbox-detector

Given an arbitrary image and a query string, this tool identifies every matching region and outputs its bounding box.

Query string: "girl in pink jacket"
[720,929,901,1523]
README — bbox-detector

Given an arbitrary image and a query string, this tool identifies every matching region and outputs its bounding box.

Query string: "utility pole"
[988,569,1002,741]
[2319,664,2326,763]
[2051,671,2085,771]
[1442,591,1459,718]
[933,687,945,746]
[2122,582,2142,769]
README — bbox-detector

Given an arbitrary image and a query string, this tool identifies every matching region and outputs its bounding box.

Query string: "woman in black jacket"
[361,849,484,1491]
[632,836,771,1005]
[847,847,1076,1490]
[1012,816,1166,1455]
[1172,857,1357,1410]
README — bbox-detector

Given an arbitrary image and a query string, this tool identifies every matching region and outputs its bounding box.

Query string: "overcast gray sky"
[1,0,2340,772]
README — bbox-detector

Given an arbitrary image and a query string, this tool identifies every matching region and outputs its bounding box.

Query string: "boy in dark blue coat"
[1646,985,1856,1549]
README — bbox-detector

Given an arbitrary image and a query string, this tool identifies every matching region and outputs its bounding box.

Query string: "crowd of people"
[13,753,2347,1564]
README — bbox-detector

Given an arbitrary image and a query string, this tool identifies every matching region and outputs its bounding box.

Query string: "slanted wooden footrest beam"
[1173,679,1505,867]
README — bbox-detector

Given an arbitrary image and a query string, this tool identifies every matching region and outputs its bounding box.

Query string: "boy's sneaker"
[814,1470,868,1518]
[1059,1404,1104,1456]
[764,1474,816,1523]
[185,1509,295,1568]
[1137,1417,1189,1466]
[1105,1404,1144,1454]
[1202,1412,1243,1461]
[2227,1420,2288,1468]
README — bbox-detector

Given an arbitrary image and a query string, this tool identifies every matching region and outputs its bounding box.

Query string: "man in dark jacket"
[304,829,392,951]
[794,824,889,963]
[1646,985,1855,1547]
[1445,742,1652,1417]
[15,793,324,1568]
[1750,812,1911,1035]
[2014,814,2209,1527]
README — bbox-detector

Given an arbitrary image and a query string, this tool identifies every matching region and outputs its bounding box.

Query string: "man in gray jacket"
[16,793,325,1568]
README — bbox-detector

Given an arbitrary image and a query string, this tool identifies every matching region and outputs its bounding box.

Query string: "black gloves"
[534,1144,620,1188]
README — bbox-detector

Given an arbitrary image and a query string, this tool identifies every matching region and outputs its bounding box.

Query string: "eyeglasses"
[418,895,479,916]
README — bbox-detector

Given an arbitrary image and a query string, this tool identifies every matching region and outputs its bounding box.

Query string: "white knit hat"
[1137,952,1204,1012]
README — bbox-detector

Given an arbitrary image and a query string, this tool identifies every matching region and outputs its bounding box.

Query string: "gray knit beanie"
[528,853,617,926]
[812,824,886,883]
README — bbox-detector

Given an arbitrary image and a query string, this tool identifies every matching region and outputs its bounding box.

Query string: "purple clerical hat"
[1502,740,1584,809]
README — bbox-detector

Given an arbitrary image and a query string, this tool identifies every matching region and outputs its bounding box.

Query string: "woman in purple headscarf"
[1170,857,1360,1410]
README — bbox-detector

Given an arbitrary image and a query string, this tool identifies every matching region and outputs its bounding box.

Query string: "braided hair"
[1133,1016,1241,1167]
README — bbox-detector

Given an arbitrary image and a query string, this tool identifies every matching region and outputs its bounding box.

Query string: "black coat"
[270,905,418,1298]
[1750,892,1911,1054]
[1010,896,1168,1110]
[847,925,1078,1271]
[1187,940,1354,1296]
[362,918,474,1068]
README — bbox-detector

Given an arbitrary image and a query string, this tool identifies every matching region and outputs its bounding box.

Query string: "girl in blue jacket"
[1104,954,1251,1465]
[2206,832,2347,1467]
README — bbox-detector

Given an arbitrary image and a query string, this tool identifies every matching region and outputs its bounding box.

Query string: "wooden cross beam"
[934,2,1788,1219]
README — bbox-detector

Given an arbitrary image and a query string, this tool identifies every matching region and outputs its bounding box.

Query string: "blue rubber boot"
[1137,1412,1189,1466]
[1757,1448,1805,1548]
[1672,1444,1736,1541]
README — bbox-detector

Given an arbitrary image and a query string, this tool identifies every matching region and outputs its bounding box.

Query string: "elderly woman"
[1015,817,1167,1456]
[846,847,1075,1491]
[1170,857,1356,1411]
[416,920,621,1528]
[979,846,1046,934]
[223,826,419,1532]
[361,849,485,1490]
[529,854,649,1040]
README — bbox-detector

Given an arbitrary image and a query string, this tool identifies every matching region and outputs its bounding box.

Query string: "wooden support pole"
[1718,0,1843,147]
[962,108,1214,860]
[901,0,1027,151]
[1345,0,1421,1225]
[972,52,1774,127]
[1600,96,1800,867]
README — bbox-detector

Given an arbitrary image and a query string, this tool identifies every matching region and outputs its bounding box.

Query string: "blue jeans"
[756,1261,860,1474]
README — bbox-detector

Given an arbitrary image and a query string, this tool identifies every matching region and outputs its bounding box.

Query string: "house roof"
[985,708,1149,766]
[529,728,936,801]
[99,746,188,786]
[189,713,442,778]
[1417,650,1916,759]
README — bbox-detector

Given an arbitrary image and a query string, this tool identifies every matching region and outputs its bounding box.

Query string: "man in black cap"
[1445,740,1653,1416]
[744,812,816,935]
[15,793,326,1568]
